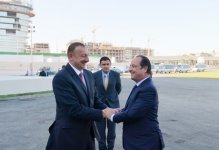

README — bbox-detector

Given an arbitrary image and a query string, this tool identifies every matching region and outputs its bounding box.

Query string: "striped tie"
[79,72,86,87]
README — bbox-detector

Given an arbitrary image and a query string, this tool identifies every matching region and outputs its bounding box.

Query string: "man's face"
[100,60,111,73]
[129,57,148,82]
[68,45,89,70]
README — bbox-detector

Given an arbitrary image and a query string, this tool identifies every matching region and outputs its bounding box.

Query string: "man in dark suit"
[46,42,118,150]
[93,56,121,150]
[106,55,165,150]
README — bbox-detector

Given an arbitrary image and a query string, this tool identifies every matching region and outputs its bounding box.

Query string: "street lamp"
[28,24,35,75]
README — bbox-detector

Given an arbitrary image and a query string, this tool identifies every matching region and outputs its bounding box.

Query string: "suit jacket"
[113,77,165,150]
[39,70,47,76]
[93,70,121,108]
[46,63,107,150]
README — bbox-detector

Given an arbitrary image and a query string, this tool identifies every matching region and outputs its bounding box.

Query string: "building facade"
[85,42,154,62]
[0,0,34,53]
[32,43,50,53]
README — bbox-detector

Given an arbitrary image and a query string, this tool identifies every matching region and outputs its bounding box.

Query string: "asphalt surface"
[0,77,219,150]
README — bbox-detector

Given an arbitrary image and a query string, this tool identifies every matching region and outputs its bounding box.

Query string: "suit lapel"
[66,64,88,96]
[124,77,151,109]
[124,85,138,109]
[83,71,90,95]
[108,71,113,90]
[98,71,105,90]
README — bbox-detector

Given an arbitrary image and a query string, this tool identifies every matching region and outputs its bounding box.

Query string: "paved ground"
[0,77,219,150]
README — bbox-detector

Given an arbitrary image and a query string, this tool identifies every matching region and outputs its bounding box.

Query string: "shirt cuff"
[110,114,115,122]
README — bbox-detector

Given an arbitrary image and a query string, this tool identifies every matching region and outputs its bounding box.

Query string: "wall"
[0,76,53,95]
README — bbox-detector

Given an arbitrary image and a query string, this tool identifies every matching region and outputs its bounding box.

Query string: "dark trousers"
[96,119,116,150]
[85,135,95,150]
[46,123,95,150]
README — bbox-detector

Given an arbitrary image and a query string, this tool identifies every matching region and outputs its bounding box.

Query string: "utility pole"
[147,37,151,56]
[28,24,35,75]
[92,28,96,51]
[130,38,133,47]
[147,38,150,49]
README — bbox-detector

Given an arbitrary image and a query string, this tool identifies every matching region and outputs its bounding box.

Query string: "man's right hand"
[102,108,119,119]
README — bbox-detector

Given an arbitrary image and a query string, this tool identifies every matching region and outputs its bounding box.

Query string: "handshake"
[102,107,120,120]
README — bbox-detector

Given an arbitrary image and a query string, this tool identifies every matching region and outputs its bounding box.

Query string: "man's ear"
[144,66,148,73]
[67,53,73,59]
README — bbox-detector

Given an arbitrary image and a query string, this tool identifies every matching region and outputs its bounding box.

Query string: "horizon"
[32,0,219,56]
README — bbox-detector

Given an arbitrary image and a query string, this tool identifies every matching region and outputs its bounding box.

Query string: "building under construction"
[85,42,154,62]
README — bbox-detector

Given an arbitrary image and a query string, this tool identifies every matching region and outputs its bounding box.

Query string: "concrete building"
[0,0,34,53]
[32,43,50,53]
[84,42,154,62]
[149,55,219,66]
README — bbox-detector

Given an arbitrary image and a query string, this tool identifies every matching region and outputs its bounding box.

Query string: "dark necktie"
[79,72,89,105]
[79,72,86,87]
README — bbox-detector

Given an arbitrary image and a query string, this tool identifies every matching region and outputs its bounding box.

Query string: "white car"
[192,64,207,72]
[151,64,159,73]
[156,64,175,74]
[175,64,191,73]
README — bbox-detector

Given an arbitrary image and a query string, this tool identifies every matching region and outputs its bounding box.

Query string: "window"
[6,29,16,34]
[7,12,16,17]
[15,18,19,22]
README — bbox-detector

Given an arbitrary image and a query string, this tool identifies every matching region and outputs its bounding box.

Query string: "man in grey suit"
[46,42,118,150]
[93,56,121,150]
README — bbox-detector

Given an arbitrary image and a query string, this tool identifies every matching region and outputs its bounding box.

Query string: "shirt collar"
[69,63,83,76]
[136,75,150,86]
[102,70,110,76]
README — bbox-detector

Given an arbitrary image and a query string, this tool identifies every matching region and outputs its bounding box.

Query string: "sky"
[32,0,219,56]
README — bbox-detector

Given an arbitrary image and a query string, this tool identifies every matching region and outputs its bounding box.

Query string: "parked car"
[46,69,57,76]
[156,64,175,74]
[36,67,57,76]
[87,67,98,73]
[175,64,191,73]
[124,65,130,73]
[192,64,207,72]
[111,67,123,75]
[151,64,159,73]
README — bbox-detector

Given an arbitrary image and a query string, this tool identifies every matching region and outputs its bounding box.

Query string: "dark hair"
[67,42,85,54]
[136,55,152,75]
[99,56,111,64]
